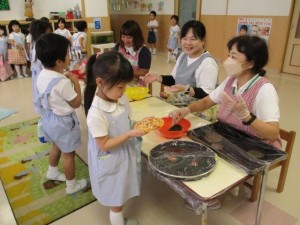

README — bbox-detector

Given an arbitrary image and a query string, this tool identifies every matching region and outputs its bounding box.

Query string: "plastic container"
[158,117,191,139]
[125,86,149,101]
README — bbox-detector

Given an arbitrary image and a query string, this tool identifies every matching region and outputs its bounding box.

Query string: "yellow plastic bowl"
[125,86,149,101]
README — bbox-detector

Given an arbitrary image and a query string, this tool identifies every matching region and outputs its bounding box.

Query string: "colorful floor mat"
[0,108,17,121]
[0,118,95,225]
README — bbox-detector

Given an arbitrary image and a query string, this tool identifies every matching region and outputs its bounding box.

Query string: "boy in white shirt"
[147,11,159,55]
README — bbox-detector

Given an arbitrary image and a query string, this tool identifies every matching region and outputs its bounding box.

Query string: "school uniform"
[87,95,141,206]
[0,36,13,81]
[36,69,81,152]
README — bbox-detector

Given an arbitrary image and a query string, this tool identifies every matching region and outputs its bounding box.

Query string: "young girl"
[70,20,87,70]
[30,19,52,114]
[147,10,158,55]
[8,20,29,78]
[35,33,87,194]
[84,52,146,225]
[54,18,72,43]
[0,25,13,81]
[167,15,180,63]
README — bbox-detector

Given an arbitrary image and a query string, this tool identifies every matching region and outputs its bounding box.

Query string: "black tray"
[187,122,286,175]
[149,141,217,181]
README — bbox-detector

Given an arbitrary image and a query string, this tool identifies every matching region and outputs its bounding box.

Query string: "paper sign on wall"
[237,18,272,43]
[94,18,102,30]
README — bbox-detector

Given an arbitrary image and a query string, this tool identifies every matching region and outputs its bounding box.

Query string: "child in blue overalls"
[35,33,87,194]
[84,52,146,225]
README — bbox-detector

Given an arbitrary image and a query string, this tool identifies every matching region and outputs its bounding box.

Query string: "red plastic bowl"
[70,70,86,80]
[158,117,191,139]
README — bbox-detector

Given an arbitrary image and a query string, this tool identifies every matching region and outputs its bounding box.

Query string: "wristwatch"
[242,113,256,126]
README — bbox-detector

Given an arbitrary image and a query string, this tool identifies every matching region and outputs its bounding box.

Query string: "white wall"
[85,0,108,17]
[0,0,81,20]
[201,0,292,16]
[110,0,174,15]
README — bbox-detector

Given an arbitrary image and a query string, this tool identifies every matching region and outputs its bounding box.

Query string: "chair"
[90,43,116,54]
[245,128,296,202]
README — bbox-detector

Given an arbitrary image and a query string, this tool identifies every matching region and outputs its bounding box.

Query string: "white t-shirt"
[37,69,77,116]
[170,25,180,38]
[171,52,219,94]
[72,32,87,49]
[147,20,159,33]
[209,75,280,122]
[55,28,72,39]
[87,95,129,138]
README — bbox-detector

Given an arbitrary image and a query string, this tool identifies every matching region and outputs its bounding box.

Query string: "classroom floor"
[0,52,300,225]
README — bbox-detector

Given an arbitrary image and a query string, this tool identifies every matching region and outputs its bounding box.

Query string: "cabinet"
[0,19,84,36]
[90,31,114,44]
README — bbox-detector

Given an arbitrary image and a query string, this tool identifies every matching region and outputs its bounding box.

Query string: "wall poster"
[237,18,272,43]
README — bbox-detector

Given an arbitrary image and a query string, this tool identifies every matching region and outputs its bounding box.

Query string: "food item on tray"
[160,91,170,99]
[134,117,164,132]
[204,132,223,143]
[168,155,178,162]
[168,124,182,131]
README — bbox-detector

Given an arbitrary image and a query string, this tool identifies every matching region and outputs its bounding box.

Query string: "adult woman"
[113,20,151,86]
[170,35,281,149]
[142,20,218,100]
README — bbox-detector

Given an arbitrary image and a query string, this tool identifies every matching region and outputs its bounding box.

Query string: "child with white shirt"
[84,51,146,225]
[167,15,181,63]
[54,18,72,43]
[147,10,159,55]
[0,25,13,81]
[35,33,87,194]
[8,20,29,78]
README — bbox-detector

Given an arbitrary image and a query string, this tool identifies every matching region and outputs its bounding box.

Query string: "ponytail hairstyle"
[84,51,134,116]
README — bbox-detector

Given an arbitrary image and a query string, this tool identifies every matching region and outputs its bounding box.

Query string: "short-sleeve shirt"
[37,69,77,116]
[209,75,280,122]
[55,28,72,39]
[87,95,130,138]
[113,43,151,70]
[147,20,159,32]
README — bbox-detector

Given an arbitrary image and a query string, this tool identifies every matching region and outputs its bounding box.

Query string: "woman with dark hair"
[170,35,281,149]
[142,20,218,100]
[113,20,151,86]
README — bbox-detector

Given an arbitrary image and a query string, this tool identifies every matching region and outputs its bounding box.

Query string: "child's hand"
[66,72,79,84]
[128,129,146,137]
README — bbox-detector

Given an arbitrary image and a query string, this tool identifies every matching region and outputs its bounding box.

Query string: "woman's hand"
[140,72,161,84]
[168,107,190,124]
[165,84,188,93]
[221,92,250,120]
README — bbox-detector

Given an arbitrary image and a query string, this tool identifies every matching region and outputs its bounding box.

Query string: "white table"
[130,97,251,224]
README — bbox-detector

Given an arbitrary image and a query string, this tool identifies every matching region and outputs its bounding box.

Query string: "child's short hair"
[40,17,50,23]
[8,20,21,33]
[171,15,179,24]
[36,33,71,68]
[57,18,66,24]
[0,25,7,36]
[75,20,87,32]
[150,11,157,17]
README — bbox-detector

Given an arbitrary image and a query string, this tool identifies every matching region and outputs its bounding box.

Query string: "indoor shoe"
[66,179,87,195]
[46,171,66,182]
[184,199,221,211]
[17,75,24,79]
[23,74,29,77]
[124,218,139,225]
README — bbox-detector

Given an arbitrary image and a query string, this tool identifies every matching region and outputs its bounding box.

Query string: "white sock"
[109,210,124,225]
[66,178,76,188]
[15,65,21,76]
[22,65,27,75]
[153,48,156,54]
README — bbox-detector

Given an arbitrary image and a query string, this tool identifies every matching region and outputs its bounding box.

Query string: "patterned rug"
[0,108,17,121]
[0,118,96,225]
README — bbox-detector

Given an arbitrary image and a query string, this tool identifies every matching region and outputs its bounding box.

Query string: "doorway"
[177,0,200,27]
[283,0,300,75]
